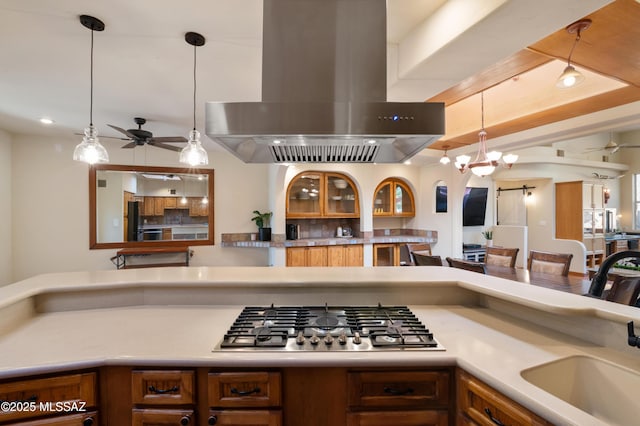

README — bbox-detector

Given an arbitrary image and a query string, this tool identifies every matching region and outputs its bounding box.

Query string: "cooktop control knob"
[309,332,320,345]
[338,331,347,345]
[324,334,334,345]
[295,331,305,345]
[353,331,362,345]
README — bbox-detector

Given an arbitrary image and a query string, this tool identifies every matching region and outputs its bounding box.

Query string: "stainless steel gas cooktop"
[214,303,445,352]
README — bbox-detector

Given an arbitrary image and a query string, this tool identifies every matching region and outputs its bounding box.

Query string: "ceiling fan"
[583,133,640,154]
[107,117,188,152]
[592,172,624,180]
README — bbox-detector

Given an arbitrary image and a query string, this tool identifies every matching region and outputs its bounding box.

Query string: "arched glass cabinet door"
[325,173,359,217]
[373,178,415,217]
[286,171,359,218]
[286,172,322,217]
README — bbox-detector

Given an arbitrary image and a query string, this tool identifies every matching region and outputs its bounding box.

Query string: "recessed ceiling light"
[39,117,54,125]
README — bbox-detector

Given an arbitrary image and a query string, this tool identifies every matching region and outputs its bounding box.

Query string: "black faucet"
[587,250,640,298]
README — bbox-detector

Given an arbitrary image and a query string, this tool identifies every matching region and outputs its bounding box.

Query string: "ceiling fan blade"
[149,136,188,143]
[108,124,137,139]
[121,142,137,149]
[148,141,184,152]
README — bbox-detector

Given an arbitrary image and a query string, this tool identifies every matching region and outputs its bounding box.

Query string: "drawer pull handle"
[208,415,218,425]
[180,414,191,425]
[383,386,414,396]
[230,387,261,396]
[83,416,94,426]
[148,385,179,394]
[484,408,506,426]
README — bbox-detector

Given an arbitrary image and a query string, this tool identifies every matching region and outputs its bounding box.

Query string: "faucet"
[587,250,640,298]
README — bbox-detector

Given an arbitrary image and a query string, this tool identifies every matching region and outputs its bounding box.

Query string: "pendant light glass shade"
[180,32,209,166]
[73,125,109,164]
[74,15,108,164]
[439,146,451,164]
[179,129,208,166]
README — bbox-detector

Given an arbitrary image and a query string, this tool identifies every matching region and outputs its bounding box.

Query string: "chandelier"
[454,92,517,177]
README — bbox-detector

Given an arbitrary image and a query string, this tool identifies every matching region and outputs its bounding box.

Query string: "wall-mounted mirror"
[89,164,214,249]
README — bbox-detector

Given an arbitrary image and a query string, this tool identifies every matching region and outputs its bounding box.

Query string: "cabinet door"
[457,370,551,426]
[373,244,398,266]
[208,372,281,408]
[373,182,392,215]
[344,245,363,266]
[327,246,346,267]
[325,174,359,217]
[209,410,282,426]
[287,173,322,217]
[394,181,415,216]
[307,247,328,266]
[592,184,604,209]
[347,410,448,426]
[131,370,195,405]
[286,248,307,267]
[143,197,155,216]
[582,183,593,209]
[164,197,177,209]
[154,197,165,216]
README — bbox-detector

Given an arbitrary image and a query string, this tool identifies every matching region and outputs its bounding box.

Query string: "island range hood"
[205,0,445,163]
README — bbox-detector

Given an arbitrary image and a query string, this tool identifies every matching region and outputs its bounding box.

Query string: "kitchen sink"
[521,355,640,426]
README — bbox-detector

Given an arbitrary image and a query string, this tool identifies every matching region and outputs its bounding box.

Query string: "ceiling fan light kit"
[180,31,209,166]
[73,15,109,164]
[556,19,591,89]
[454,92,517,177]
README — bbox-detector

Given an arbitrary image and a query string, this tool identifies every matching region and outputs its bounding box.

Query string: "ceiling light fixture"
[180,32,209,166]
[455,92,517,177]
[39,117,54,125]
[556,19,591,89]
[439,146,451,165]
[73,15,109,164]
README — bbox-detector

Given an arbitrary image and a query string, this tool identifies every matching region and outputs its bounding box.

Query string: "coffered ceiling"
[0,0,628,157]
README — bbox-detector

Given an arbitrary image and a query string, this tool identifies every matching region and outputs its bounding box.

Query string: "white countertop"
[1,266,640,426]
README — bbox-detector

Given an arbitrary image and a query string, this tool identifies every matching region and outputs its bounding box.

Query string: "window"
[635,174,640,229]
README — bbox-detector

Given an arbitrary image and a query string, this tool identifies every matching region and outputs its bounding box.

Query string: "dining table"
[483,264,592,295]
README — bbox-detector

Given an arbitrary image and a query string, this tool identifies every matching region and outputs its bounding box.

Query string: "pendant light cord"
[90,28,94,127]
[566,30,581,66]
[480,91,484,131]
[192,43,197,131]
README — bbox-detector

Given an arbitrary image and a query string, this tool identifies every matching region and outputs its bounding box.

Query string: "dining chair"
[605,277,640,306]
[413,253,444,266]
[527,250,573,276]
[485,247,519,268]
[446,257,487,274]
[405,243,432,265]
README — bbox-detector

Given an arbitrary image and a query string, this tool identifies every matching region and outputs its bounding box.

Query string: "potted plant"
[251,210,273,241]
[482,230,493,247]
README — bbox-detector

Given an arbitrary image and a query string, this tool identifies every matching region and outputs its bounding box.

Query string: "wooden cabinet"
[287,172,359,218]
[373,178,415,217]
[286,245,363,267]
[208,371,282,426]
[143,196,156,216]
[0,372,97,425]
[347,370,450,426]
[457,369,551,426]
[189,197,209,217]
[11,411,98,425]
[556,181,606,267]
[131,370,195,426]
[163,197,177,209]
[373,243,412,266]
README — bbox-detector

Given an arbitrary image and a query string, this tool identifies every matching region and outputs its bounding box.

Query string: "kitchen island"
[1,267,639,425]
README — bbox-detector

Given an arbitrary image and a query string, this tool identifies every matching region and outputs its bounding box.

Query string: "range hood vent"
[205,0,445,163]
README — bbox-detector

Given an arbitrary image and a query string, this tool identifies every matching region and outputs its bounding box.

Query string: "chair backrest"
[405,243,432,265]
[606,277,640,306]
[485,247,519,268]
[527,250,573,276]
[446,257,487,274]
[413,253,444,266]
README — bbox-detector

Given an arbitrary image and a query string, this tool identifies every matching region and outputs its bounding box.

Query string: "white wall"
[10,134,270,282]
[0,130,11,286]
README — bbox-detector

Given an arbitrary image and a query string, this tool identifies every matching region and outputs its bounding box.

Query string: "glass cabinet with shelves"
[286,171,359,218]
[373,178,415,217]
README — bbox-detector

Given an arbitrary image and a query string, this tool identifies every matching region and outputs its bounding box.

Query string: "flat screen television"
[463,187,488,226]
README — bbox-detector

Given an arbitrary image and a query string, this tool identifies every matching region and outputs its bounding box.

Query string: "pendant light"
[439,145,451,165]
[556,19,591,89]
[73,15,109,164]
[455,92,517,177]
[179,32,209,166]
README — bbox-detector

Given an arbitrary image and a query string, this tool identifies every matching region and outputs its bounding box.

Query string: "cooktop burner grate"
[216,303,445,351]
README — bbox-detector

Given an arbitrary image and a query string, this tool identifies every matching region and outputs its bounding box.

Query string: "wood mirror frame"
[89,164,214,249]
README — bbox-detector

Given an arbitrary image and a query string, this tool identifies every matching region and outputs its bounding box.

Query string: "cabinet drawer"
[208,409,282,425]
[208,372,281,408]
[132,409,193,426]
[131,370,195,405]
[347,410,448,426]
[0,372,96,423]
[11,411,97,425]
[457,370,551,426]
[348,371,450,409]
